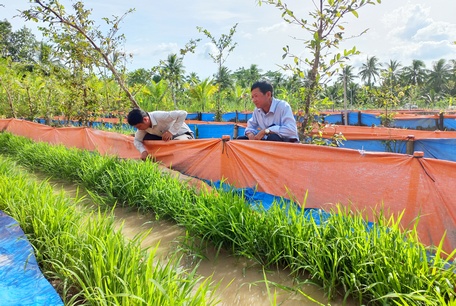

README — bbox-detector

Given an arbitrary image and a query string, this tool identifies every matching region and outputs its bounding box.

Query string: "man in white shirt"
[127,108,194,160]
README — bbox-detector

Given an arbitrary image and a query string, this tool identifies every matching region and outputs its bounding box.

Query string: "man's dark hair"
[251,80,273,96]
[127,108,148,126]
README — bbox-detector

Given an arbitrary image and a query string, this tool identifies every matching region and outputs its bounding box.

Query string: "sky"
[2,0,456,80]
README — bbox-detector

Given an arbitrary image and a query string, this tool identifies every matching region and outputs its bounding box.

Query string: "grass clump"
[0,154,219,306]
[0,131,455,305]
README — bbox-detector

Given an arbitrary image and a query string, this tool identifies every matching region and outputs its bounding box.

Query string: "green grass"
[0,155,219,305]
[0,131,455,305]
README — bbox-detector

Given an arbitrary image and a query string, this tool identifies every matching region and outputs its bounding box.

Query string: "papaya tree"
[257,0,381,137]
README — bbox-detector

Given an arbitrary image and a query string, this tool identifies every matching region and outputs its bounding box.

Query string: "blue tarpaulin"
[221,112,252,122]
[186,112,199,120]
[0,211,63,306]
[415,139,456,162]
[339,138,456,161]
[207,181,367,228]
[189,124,236,139]
[341,139,408,154]
[322,112,381,126]
[201,113,215,121]
[443,118,456,130]
[392,118,438,130]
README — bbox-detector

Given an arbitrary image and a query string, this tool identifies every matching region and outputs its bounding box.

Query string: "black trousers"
[143,133,163,140]
[143,132,194,141]
[237,134,286,142]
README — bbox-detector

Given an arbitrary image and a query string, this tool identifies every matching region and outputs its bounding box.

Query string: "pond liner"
[207,180,374,230]
[0,210,63,306]
[209,181,456,269]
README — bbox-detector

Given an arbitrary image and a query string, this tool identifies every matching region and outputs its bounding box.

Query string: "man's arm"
[133,130,150,160]
[244,112,259,137]
[274,104,298,139]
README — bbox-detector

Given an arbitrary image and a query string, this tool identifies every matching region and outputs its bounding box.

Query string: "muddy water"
[46,178,356,306]
[114,208,353,306]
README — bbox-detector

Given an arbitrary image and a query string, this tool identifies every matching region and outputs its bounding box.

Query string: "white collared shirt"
[133,110,192,153]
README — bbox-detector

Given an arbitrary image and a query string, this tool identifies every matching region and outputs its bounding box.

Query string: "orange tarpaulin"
[1,119,455,255]
[316,124,456,140]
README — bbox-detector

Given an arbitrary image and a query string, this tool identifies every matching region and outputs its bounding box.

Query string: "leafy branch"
[21,0,140,108]
[257,0,381,136]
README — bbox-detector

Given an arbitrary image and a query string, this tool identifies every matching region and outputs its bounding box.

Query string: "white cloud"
[149,43,179,57]
[128,42,180,62]
[197,43,218,61]
[385,4,433,41]
[414,22,456,42]
[375,2,456,66]
[257,22,289,33]
[393,40,456,61]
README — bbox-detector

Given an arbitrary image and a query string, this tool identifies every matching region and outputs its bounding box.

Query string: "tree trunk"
[0,77,16,118]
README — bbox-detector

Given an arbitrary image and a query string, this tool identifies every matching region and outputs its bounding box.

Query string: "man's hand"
[162,131,173,141]
[141,151,150,161]
[254,130,268,140]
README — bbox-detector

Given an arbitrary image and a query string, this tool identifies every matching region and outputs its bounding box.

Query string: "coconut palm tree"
[383,59,402,87]
[233,64,262,88]
[185,72,200,86]
[188,78,217,112]
[320,83,342,111]
[336,65,357,118]
[347,82,360,108]
[228,83,250,110]
[359,56,382,88]
[35,42,63,75]
[214,66,233,91]
[262,70,286,95]
[138,80,169,111]
[160,53,185,109]
[337,65,357,84]
[401,59,426,87]
[426,58,452,95]
[422,89,440,107]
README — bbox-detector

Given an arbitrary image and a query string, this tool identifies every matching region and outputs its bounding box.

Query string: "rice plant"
[0,155,219,305]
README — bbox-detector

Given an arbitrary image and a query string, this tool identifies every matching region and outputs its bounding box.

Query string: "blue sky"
[3,0,456,79]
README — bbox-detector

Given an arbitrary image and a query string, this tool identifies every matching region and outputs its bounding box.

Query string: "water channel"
[43,175,357,306]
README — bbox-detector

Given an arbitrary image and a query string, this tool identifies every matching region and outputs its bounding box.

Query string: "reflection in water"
[114,208,354,306]
[46,177,355,306]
